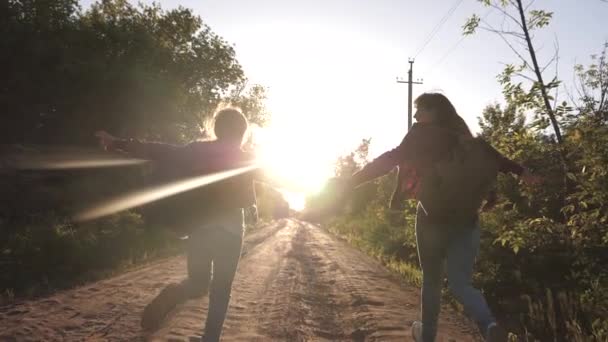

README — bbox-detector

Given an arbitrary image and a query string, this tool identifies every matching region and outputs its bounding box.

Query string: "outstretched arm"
[350,147,404,186]
[95,130,183,160]
[491,144,541,185]
[349,124,427,187]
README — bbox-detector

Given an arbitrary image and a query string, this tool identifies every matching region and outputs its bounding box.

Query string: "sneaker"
[411,321,423,342]
[486,322,508,342]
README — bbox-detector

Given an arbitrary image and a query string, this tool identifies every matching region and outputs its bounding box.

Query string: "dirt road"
[0,219,478,341]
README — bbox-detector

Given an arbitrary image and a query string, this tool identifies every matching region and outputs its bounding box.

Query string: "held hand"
[95,130,119,151]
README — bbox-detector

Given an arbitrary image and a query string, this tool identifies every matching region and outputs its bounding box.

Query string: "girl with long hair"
[347,93,539,342]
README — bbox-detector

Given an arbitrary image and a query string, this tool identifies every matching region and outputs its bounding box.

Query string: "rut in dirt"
[0,219,478,341]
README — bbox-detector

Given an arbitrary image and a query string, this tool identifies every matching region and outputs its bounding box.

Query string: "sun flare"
[252,118,341,211]
[255,125,334,193]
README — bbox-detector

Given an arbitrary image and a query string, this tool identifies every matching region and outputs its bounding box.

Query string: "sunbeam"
[74,164,259,222]
[12,157,147,169]
[3,148,147,170]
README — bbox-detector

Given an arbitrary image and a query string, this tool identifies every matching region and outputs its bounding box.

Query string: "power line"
[413,0,464,59]
[428,36,466,75]
[426,8,494,77]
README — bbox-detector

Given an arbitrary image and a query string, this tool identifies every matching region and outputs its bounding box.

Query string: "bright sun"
[244,23,407,211]
[254,124,335,205]
[251,114,347,211]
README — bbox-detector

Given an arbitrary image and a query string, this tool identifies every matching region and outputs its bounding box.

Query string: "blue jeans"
[415,207,495,341]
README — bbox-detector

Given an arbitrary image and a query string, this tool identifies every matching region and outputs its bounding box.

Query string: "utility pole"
[397,58,423,130]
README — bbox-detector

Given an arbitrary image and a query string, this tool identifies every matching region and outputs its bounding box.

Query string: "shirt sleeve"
[498,154,525,175]
[350,124,424,186]
[112,139,183,160]
[486,143,525,176]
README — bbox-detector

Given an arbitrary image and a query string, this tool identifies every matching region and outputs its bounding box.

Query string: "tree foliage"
[321,45,608,341]
[464,0,563,143]
[0,0,263,145]
[0,0,270,299]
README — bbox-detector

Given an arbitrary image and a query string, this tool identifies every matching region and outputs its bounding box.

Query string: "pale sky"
[81,0,608,199]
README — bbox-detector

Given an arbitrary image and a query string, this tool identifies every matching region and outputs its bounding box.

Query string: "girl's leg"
[446,226,496,337]
[203,210,245,342]
[186,228,212,297]
[141,227,211,330]
[202,230,243,342]
[415,211,448,342]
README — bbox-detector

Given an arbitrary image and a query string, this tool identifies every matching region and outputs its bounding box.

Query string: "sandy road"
[0,219,477,341]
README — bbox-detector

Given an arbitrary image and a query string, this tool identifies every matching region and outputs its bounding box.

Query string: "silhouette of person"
[97,108,262,342]
[344,93,540,342]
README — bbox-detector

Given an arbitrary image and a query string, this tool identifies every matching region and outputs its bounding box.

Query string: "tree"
[1,0,247,145]
[571,43,608,122]
[478,103,526,140]
[464,0,563,144]
[227,84,270,127]
[334,138,370,178]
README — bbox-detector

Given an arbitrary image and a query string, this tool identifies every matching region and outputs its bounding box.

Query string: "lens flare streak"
[74,164,258,222]
[14,158,147,169]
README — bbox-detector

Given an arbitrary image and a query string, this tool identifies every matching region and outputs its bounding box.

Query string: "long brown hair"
[414,93,472,137]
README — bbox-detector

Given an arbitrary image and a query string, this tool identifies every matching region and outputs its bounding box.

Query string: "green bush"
[321,49,608,341]
[0,209,180,301]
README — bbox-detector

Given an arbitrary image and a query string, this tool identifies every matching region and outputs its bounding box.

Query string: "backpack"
[416,136,500,223]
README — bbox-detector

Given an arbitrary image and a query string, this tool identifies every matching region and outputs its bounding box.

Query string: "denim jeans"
[187,209,244,342]
[415,206,495,341]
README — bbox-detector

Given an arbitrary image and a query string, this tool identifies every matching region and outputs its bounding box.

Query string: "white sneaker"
[411,321,423,342]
